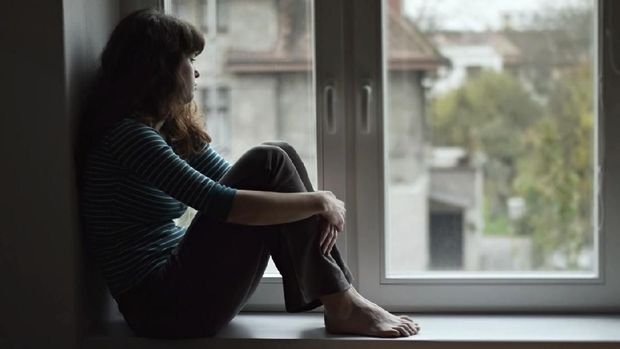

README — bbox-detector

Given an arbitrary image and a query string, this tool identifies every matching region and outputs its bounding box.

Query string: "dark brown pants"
[116,141,354,338]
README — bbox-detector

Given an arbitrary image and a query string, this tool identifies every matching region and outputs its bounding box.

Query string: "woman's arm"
[226,190,345,231]
[108,118,236,222]
[184,142,231,181]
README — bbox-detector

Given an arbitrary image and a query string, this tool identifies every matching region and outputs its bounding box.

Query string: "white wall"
[431,44,503,95]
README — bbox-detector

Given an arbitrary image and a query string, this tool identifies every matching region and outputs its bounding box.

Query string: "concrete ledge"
[83,313,620,349]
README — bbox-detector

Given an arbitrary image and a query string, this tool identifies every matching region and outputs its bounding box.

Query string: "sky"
[403,0,591,31]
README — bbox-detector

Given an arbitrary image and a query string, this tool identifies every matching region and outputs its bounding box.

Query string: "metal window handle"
[324,84,336,134]
[360,83,372,134]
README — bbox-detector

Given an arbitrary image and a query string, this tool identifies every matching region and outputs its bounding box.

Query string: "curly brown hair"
[76,8,211,173]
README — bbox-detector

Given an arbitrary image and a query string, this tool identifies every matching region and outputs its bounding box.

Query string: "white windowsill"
[83,312,620,349]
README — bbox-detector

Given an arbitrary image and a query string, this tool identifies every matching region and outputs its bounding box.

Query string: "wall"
[229,0,278,51]
[0,0,79,347]
[63,0,121,334]
[0,0,144,347]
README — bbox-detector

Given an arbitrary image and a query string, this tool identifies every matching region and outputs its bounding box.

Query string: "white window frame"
[162,0,350,311]
[240,0,352,311]
[159,0,620,312]
[353,0,620,312]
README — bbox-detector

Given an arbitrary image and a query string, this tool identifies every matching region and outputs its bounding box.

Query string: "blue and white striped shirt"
[79,117,236,298]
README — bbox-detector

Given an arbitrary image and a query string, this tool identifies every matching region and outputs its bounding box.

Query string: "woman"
[77,8,419,339]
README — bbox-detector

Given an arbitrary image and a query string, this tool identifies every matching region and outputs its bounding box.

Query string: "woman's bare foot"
[320,285,420,337]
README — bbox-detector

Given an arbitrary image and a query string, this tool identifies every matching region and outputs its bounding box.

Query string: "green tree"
[428,1,594,269]
[514,64,593,269]
[431,70,542,227]
[505,0,593,98]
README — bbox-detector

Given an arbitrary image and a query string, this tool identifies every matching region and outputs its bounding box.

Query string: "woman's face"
[179,54,200,103]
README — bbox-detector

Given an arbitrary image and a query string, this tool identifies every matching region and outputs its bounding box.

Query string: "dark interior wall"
[0,1,162,347]
[0,0,79,347]
[64,0,121,336]
[74,0,163,331]
[0,0,118,347]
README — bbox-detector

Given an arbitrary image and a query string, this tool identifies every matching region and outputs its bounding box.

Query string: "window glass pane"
[171,0,316,277]
[216,0,230,33]
[384,0,595,275]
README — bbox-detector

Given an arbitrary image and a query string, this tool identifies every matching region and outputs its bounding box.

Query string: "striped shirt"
[79,117,236,299]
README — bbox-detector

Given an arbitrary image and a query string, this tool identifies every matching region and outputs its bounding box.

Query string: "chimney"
[388,0,401,15]
[502,13,513,31]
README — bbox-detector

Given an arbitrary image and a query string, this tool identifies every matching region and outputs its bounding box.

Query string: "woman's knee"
[244,144,285,157]
[261,141,303,169]
[229,144,306,193]
[244,144,292,172]
[262,140,294,155]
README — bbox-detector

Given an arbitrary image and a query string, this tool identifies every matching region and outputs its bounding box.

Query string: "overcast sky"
[403,0,591,31]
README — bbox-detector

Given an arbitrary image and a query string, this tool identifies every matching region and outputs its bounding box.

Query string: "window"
[167,0,620,312]
[386,0,599,276]
[198,86,232,157]
[216,0,229,33]
[169,0,317,290]
[197,0,208,33]
[359,0,620,311]
[172,0,228,34]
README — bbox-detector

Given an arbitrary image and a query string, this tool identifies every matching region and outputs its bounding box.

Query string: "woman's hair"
[76,8,211,173]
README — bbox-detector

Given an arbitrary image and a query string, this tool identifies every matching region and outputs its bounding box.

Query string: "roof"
[226,3,446,73]
[387,7,448,70]
[504,30,591,66]
[428,145,484,210]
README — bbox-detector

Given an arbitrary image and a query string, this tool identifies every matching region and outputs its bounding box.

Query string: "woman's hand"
[319,218,340,256]
[316,191,345,230]
[316,191,346,255]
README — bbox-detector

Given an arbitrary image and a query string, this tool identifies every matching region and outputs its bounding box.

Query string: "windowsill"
[83,312,620,349]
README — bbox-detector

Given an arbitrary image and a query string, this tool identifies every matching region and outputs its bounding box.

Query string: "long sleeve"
[184,142,232,182]
[106,118,236,222]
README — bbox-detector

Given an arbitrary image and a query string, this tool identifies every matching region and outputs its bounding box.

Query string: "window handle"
[360,82,372,134]
[324,83,337,134]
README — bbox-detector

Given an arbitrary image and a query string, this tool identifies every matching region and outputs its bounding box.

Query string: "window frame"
[160,0,620,312]
[163,0,350,311]
[242,0,353,311]
[353,0,620,312]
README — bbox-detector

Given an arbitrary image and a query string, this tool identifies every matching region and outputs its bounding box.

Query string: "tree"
[504,1,595,269]
[428,1,594,269]
[431,70,542,225]
[514,64,593,269]
[505,0,594,98]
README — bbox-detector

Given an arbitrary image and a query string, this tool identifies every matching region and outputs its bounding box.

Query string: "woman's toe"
[381,328,401,337]
[394,325,409,336]
[405,322,418,335]
[399,315,414,322]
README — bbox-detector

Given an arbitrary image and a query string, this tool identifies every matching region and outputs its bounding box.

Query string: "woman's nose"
[194,70,200,78]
